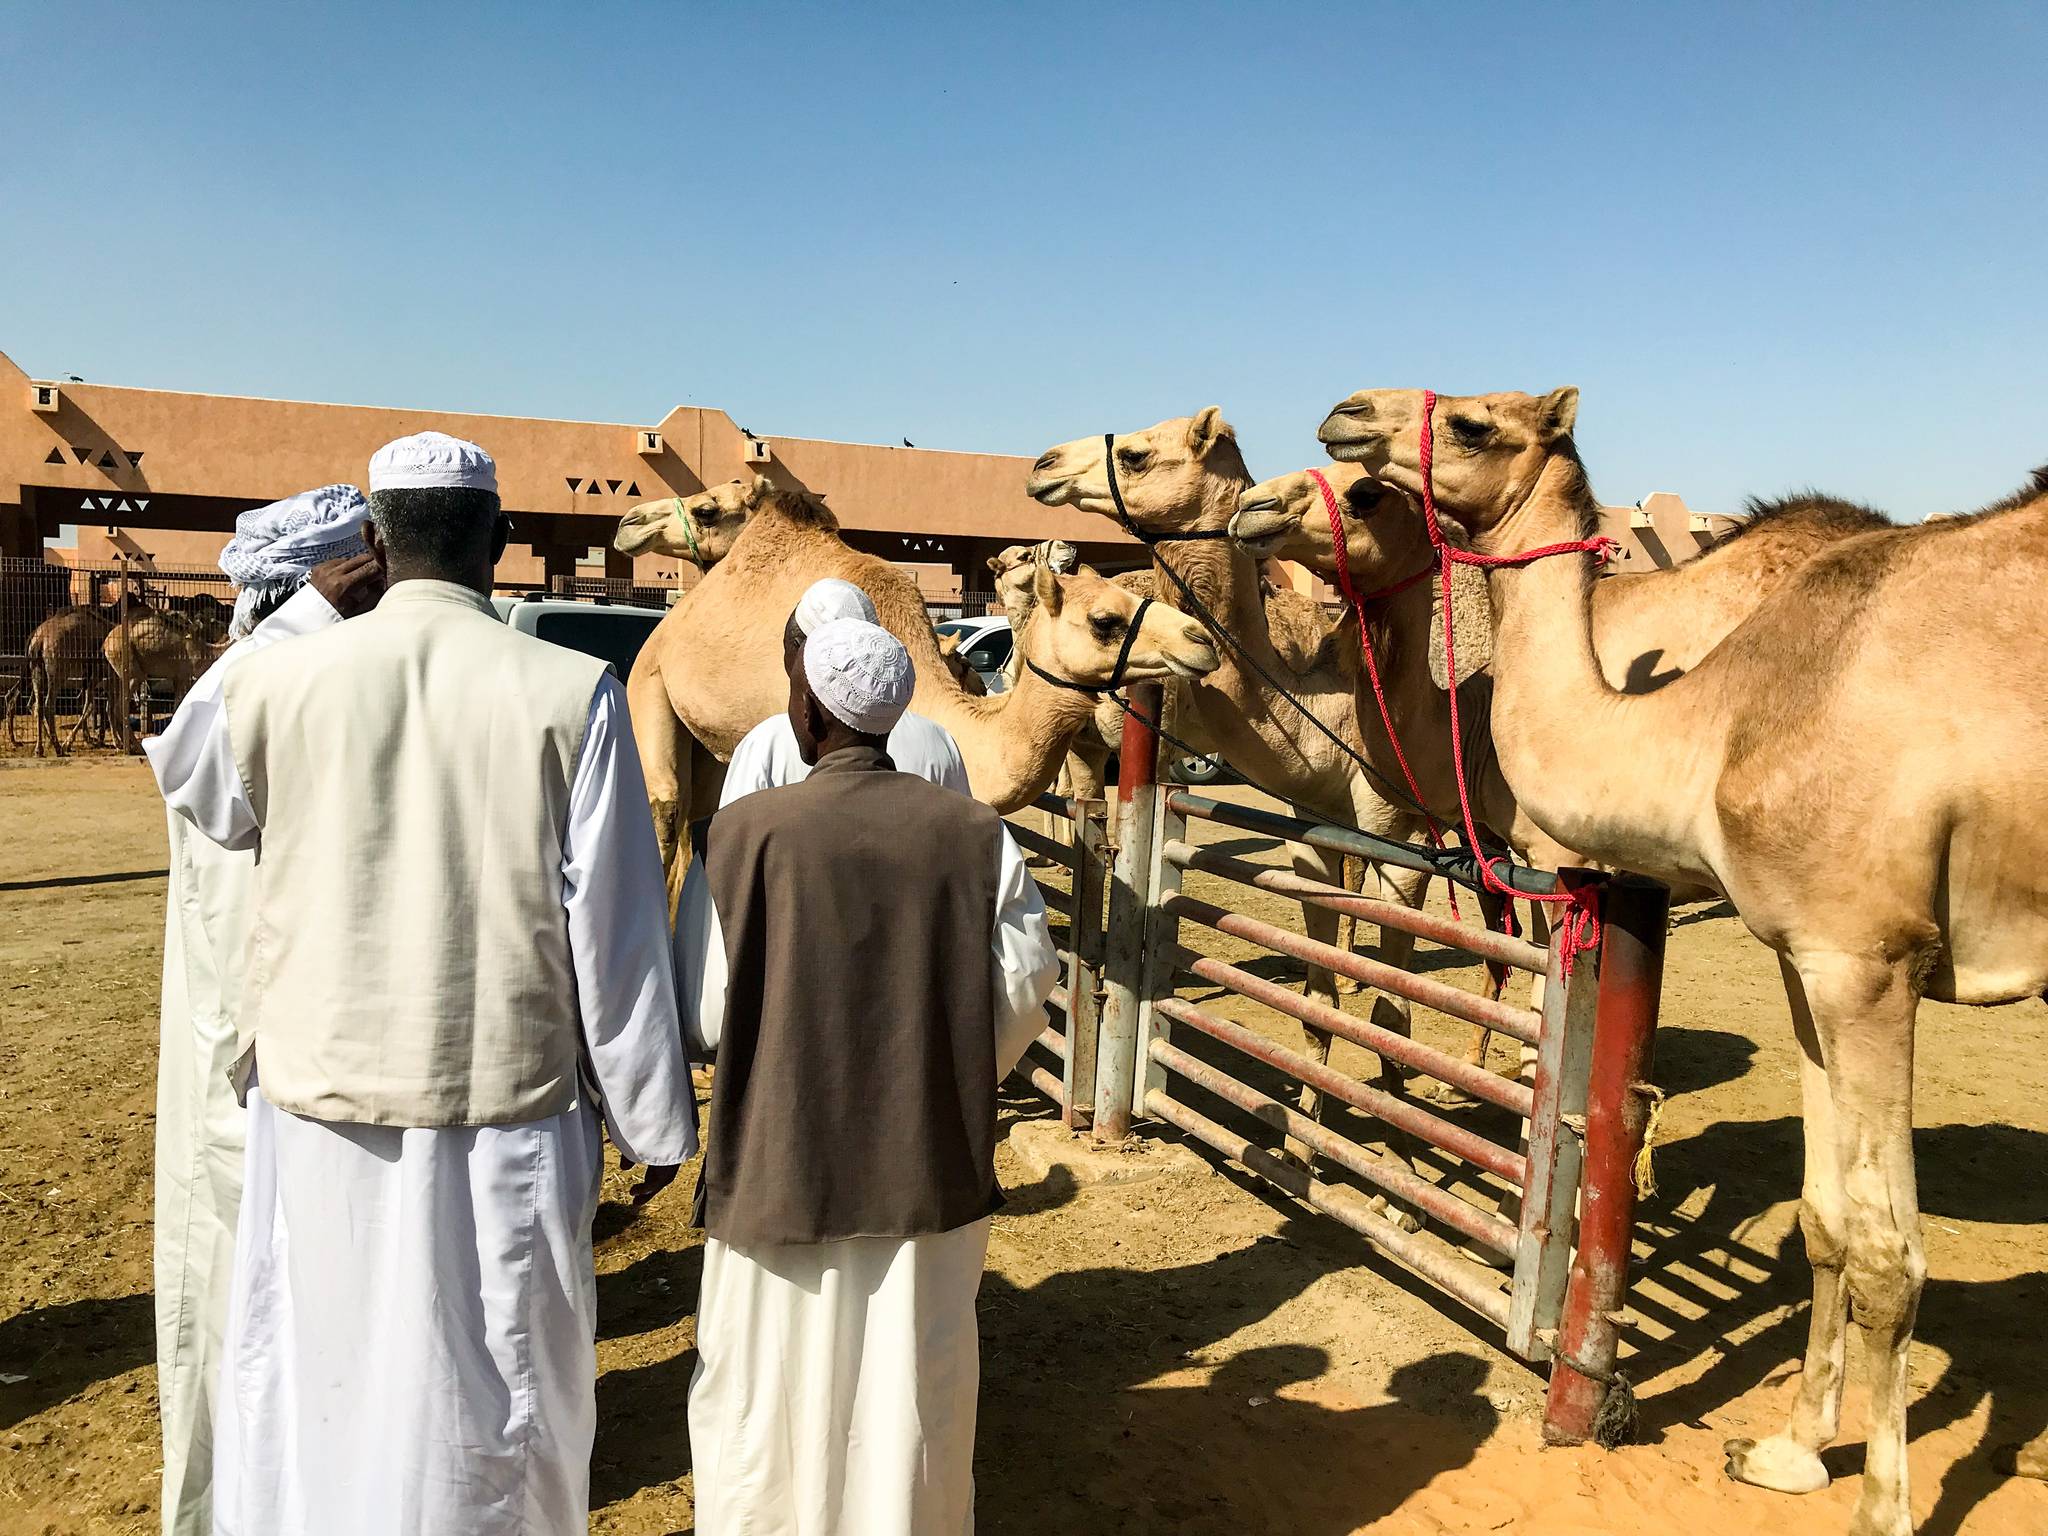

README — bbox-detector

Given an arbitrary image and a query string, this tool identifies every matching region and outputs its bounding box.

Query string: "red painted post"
[1094,683,1163,1141]
[1543,872,1670,1445]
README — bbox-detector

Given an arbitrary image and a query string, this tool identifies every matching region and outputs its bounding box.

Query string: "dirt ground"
[3,761,2045,1536]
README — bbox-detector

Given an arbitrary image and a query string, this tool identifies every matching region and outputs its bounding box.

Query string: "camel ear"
[1538,388,1579,442]
[1428,562,1494,689]
[1033,557,1063,617]
[985,554,1002,574]
[1186,406,1234,459]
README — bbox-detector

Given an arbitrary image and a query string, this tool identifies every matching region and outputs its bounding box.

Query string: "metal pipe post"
[1093,682,1163,1141]
[1542,873,1671,1444]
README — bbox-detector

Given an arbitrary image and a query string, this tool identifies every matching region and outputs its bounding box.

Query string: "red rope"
[1417,389,1617,978]
[1310,468,1461,920]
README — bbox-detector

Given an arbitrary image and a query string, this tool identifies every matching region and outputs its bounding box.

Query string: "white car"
[935,614,1014,693]
[491,594,664,680]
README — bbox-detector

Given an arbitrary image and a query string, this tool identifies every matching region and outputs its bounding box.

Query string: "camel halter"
[1099,433,1429,820]
[671,497,702,563]
[1407,388,1620,976]
[1024,596,1155,696]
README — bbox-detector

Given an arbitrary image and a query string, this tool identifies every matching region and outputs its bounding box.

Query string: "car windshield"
[531,609,662,679]
[963,632,1013,668]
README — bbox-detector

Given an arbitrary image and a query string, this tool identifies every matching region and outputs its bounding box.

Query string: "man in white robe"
[155,432,697,1536]
[718,577,969,806]
[676,618,1059,1535]
[142,484,383,1536]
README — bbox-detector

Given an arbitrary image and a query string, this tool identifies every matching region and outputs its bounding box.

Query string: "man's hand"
[308,552,385,618]
[628,1161,682,1205]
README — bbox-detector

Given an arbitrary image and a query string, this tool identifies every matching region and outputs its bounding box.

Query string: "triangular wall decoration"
[44,447,64,464]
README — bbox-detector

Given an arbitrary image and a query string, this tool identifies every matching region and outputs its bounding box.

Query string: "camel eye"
[1089,613,1122,643]
[1448,417,1493,448]
[1342,482,1381,516]
[1116,447,1151,472]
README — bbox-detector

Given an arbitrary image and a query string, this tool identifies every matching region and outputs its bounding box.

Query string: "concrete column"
[0,503,37,559]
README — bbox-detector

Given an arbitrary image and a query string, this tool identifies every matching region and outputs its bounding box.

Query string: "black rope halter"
[1101,433,1233,546]
[1025,596,1154,697]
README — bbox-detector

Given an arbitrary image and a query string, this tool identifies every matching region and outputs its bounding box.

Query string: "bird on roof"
[902,438,914,448]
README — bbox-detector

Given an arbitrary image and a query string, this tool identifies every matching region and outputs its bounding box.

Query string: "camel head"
[1229,462,1423,582]
[1318,387,1580,536]
[1027,408,1251,537]
[1019,563,1219,688]
[613,476,808,566]
[986,540,1080,629]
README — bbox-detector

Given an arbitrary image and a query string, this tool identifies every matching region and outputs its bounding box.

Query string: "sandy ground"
[2,761,2045,1536]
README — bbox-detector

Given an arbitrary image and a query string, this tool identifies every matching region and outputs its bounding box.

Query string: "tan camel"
[106,611,223,738]
[935,630,989,696]
[1028,410,1439,1188]
[1229,464,1897,1068]
[629,478,1220,879]
[1321,384,2048,1536]
[613,480,762,569]
[8,608,114,755]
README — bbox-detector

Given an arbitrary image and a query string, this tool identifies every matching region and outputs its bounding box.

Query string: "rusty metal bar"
[1154,995,1526,1187]
[1165,942,1534,1119]
[1166,840,1550,975]
[1033,880,1074,919]
[1507,872,1603,1359]
[1543,874,1671,1445]
[1095,682,1164,1140]
[1143,1089,1513,1331]
[1024,1059,1066,1108]
[1151,1035,1518,1257]
[1061,799,1108,1131]
[1036,1024,1067,1061]
[1165,892,1544,1047]
[1009,821,1081,870]
[1167,788,1561,898]
[1048,984,1069,1014]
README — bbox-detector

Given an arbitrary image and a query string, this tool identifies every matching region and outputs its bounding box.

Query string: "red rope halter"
[1376,390,1618,977]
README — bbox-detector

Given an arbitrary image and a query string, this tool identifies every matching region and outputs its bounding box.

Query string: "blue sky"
[3,1,2043,518]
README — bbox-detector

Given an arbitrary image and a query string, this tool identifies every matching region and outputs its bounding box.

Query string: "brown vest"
[696,745,1003,1247]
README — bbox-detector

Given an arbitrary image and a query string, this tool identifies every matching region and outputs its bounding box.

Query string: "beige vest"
[224,580,609,1127]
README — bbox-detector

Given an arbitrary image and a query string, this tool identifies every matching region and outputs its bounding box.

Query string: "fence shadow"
[1627,1113,2048,1536]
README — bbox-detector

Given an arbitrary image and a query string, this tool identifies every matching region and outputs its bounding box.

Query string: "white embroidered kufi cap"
[368,431,498,494]
[802,618,914,736]
[794,577,879,636]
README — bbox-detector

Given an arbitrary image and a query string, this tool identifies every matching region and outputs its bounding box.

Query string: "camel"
[1320,384,2048,1536]
[7,607,114,756]
[613,481,760,569]
[1027,410,1441,1187]
[935,630,989,695]
[106,611,224,738]
[1228,463,1897,1069]
[628,477,1220,883]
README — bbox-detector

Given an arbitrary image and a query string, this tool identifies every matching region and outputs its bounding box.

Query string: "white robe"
[156,666,697,1536]
[675,827,1058,1536]
[718,710,970,808]
[143,584,341,1536]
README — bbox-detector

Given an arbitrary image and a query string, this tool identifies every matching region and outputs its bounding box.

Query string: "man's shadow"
[0,1293,154,1432]
[978,1341,1498,1534]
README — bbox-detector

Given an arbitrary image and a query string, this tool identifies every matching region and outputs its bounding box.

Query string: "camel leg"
[1726,951,1924,1536]
[626,648,685,881]
[1285,841,1345,1170]
[1334,854,1367,995]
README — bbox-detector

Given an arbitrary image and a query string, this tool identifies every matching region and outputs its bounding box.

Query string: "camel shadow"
[591,1342,698,1508]
[0,1292,154,1432]
[1627,1113,2048,1536]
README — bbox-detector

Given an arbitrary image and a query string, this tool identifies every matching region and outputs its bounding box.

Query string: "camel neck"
[909,660,1097,813]
[1478,454,1722,883]
[1149,470,1274,699]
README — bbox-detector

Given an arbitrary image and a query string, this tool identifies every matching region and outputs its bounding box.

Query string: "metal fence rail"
[1075,680,1669,1445]
[1005,790,1110,1130]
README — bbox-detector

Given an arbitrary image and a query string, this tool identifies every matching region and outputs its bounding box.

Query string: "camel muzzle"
[1228,502,1293,557]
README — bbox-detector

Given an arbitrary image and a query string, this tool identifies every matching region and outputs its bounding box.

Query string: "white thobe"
[142,584,341,1536]
[675,829,1058,1536]
[717,711,970,807]
[156,670,697,1536]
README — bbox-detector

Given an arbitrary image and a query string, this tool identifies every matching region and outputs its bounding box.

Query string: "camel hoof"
[1334,975,1365,997]
[1994,1437,2048,1481]
[1413,1080,1480,1112]
[1723,1435,1829,1495]
[1366,1193,1424,1233]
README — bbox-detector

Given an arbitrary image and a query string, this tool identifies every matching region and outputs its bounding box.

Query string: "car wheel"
[1172,753,1226,786]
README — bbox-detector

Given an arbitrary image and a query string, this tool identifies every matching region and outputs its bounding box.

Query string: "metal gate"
[1005,790,1111,1131]
[1011,684,1669,1445]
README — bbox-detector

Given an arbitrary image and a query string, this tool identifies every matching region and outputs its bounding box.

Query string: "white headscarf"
[803,618,914,736]
[794,577,878,636]
[220,484,369,638]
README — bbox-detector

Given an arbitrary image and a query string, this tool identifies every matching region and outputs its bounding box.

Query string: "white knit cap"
[802,618,914,736]
[369,431,498,494]
[793,577,878,636]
